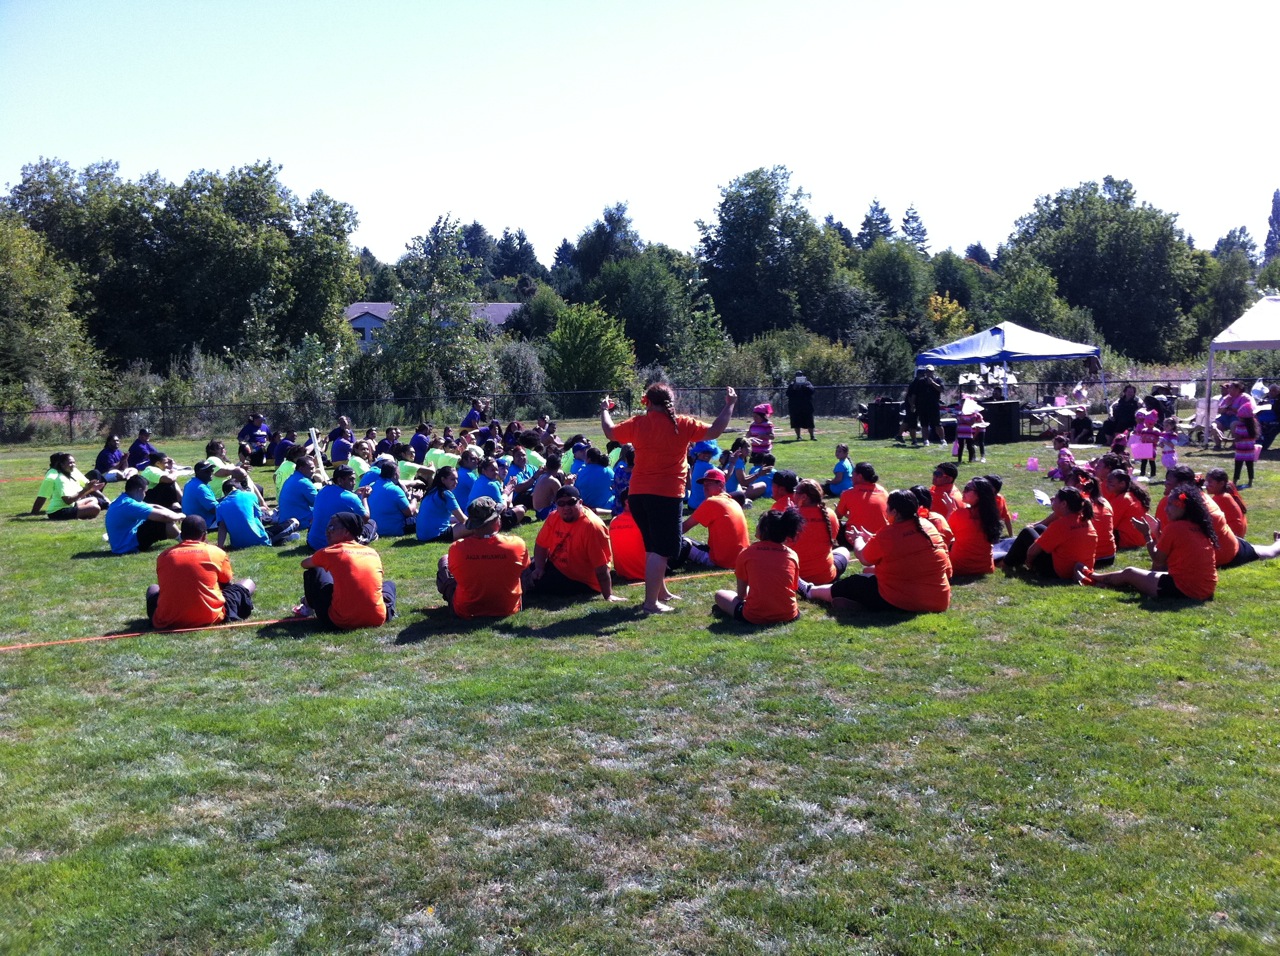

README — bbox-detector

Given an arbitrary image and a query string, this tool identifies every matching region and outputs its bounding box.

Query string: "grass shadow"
[390,537,430,549]
[256,618,323,640]
[70,549,117,559]
[393,606,489,645]
[494,604,641,640]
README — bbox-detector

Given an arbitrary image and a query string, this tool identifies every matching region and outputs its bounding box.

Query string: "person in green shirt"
[32,452,104,520]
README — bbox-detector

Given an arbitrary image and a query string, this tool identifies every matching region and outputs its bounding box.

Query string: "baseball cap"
[554,484,583,502]
[466,496,501,529]
[697,467,727,484]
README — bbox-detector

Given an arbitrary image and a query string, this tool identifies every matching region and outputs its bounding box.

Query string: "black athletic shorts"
[829,573,898,612]
[628,494,683,559]
[220,582,255,621]
[1156,573,1191,600]
[136,519,169,551]
[1224,538,1258,568]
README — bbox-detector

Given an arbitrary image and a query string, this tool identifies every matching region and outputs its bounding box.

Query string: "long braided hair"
[795,479,836,546]
[888,489,934,542]
[1168,482,1218,547]
[646,382,680,434]
[1108,470,1151,512]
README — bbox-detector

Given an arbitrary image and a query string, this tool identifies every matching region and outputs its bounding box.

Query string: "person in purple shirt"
[126,428,162,469]
[408,422,432,464]
[237,413,271,466]
[273,430,298,467]
[374,427,401,457]
[460,399,486,430]
[94,434,136,482]
[329,429,354,464]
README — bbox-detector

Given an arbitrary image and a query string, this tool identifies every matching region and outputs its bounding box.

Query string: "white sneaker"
[285,532,300,543]
[980,457,987,463]
[923,440,931,446]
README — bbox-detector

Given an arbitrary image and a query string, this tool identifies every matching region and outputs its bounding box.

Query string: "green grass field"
[2,424,1278,954]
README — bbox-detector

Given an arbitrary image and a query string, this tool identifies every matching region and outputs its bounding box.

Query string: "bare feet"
[641,602,676,614]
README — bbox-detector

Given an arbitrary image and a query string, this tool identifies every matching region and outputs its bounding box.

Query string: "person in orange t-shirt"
[607,499,647,581]
[147,515,255,629]
[930,462,960,518]
[1205,468,1248,538]
[680,469,750,569]
[909,485,954,550]
[437,496,529,618]
[527,485,623,601]
[788,480,851,585]
[835,462,889,546]
[715,508,802,625]
[948,477,1003,577]
[602,383,736,613]
[296,512,396,629]
[1002,486,1097,580]
[1084,483,1218,600]
[1104,471,1153,549]
[805,490,951,613]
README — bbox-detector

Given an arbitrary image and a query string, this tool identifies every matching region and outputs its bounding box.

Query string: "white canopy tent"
[1204,295,1280,444]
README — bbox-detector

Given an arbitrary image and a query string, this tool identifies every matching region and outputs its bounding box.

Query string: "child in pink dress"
[746,403,775,464]
[953,397,986,464]
[1046,435,1076,480]
[1131,404,1161,478]
[1158,417,1180,471]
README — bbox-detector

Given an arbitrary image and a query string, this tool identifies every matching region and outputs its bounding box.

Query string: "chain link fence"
[1,377,1214,445]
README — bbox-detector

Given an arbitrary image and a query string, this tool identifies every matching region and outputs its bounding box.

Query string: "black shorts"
[220,582,255,621]
[831,551,850,578]
[1155,573,1206,600]
[628,494,683,559]
[136,519,169,551]
[47,506,79,521]
[1224,538,1258,568]
[917,404,942,428]
[730,598,748,622]
[829,573,898,612]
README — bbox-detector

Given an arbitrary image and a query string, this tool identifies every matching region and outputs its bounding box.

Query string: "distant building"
[344,301,523,351]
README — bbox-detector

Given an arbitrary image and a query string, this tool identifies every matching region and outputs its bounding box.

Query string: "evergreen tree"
[1265,188,1280,264]
[854,199,895,250]
[965,242,993,268]
[901,205,929,255]
[823,215,855,248]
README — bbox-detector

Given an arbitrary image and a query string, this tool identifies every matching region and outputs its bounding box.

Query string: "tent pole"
[1204,349,1216,449]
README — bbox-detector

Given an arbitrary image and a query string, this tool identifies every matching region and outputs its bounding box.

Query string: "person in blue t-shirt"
[181,460,221,528]
[466,456,526,529]
[574,447,615,513]
[216,477,300,548]
[416,466,468,542]
[308,466,375,549]
[686,440,720,510]
[455,448,481,505]
[823,443,853,498]
[367,462,417,536]
[105,474,181,554]
[277,456,322,529]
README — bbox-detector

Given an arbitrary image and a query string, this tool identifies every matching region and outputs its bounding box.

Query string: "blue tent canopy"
[915,321,1100,366]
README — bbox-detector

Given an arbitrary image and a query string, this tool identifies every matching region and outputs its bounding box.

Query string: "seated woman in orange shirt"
[948,477,1003,576]
[1157,465,1280,569]
[714,507,802,625]
[804,490,952,613]
[1204,468,1247,538]
[789,479,851,586]
[909,485,954,550]
[1103,470,1154,549]
[1083,483,1218,600]
[1001,487,1098,580]
[1068,469,1116,568]
[835,462,889,547]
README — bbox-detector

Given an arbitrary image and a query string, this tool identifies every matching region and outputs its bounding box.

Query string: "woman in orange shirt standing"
[602,383,736,613]
[804,490,952,613]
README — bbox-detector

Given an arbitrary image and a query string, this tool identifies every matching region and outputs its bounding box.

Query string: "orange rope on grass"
[0,616,305,653]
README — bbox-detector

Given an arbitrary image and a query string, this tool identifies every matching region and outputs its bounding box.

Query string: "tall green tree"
[0,213,104,408]
[854,199,895,250]
[1001,176,1197,362]
[492,228,547,281]
[573,203,642,286]
[543,303,635,413]
[965,242,993,268]
[379,216,495,400]
[857,239,932,348]
[901,205,929,255]
[1213,227,1258,266]
[1264,189,1280,264]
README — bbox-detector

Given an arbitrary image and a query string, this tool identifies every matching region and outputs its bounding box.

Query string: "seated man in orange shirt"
[677,468,750,569]
[525,485,624,602]
[607,494,648,581]
[436,497,530,618]
[295,512,397,629]
[146,515,255,629]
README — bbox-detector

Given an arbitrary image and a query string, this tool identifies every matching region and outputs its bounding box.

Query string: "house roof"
[344,301,521,329]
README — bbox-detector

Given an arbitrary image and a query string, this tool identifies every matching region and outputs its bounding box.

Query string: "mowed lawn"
[2,426,1278,955]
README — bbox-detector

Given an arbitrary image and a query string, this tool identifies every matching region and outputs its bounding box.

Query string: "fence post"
[68,406,75,445]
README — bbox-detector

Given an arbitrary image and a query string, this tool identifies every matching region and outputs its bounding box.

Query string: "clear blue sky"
[3,0,1276,266]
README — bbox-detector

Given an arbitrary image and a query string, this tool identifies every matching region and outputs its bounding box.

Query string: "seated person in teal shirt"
[309,466,375,549]
[277,456,323,529]
[105,474,181,554]
[216,477,300,548]
[367,462,417,536]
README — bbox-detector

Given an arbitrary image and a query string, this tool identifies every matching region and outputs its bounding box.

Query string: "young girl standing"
[746,403,776,464]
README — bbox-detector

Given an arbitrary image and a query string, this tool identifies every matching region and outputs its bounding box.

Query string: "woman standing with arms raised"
[602,383,737,613]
